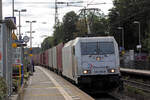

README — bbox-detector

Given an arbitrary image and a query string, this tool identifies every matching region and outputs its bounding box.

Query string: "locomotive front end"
[77,37,122,92]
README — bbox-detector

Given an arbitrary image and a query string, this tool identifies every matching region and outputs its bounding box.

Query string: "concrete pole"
[122,28,124,49]
[138,22,141,55]
[18,11,23,64]
[139,23,141,46]
[133,21,141,55]
[12,0,14,17]
[30,22,32,48]
[19,11,21,37]
[0,0,2,20]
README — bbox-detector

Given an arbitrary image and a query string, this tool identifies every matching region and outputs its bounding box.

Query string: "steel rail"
[122,79,150,93]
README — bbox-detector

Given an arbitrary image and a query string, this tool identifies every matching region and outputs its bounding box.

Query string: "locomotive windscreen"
[81,42,114,55]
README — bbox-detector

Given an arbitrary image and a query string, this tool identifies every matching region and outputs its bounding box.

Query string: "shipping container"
[45,50,49,67]
[40,53,43,65]
[33,54,40,65]
[52,47,57,71]
[42,52,46,66]
[56,43,64,74]
[48,49,53,69]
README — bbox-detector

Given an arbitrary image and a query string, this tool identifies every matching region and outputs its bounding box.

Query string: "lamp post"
[133,21,141,55]
[14,9,26,39]
[26,21,36,74]
[26,21,36,48]
[14,9,26,64]
[0,0,2,20]
[12,0,14,17]
[117,27,124,49]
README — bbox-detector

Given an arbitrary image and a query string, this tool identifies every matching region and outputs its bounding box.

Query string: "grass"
[125,85,150,100]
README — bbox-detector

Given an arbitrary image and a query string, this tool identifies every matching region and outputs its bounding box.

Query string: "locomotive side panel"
[62,45,74,80]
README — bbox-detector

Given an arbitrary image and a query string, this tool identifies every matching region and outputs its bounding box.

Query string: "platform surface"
[120,68,150,76]
[23,66,94,100]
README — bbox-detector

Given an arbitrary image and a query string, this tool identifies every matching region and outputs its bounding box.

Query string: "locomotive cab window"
[81,42,98,55]
[81,42,114,55]
[99,42,114,54]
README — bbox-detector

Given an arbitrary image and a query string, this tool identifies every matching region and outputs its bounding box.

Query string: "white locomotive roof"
[78,36,114,41]
[64,36,115,47]
[63,39,77,47]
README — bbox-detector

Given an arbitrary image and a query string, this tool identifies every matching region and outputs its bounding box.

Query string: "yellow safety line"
[28,93,65,97]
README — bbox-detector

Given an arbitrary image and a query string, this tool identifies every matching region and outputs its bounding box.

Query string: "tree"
[108,0,150,51]
[41,36,54,51]
[62,11,79,42]
[53,23,64,45]
[77,9,109,37]
[41,10,111,49]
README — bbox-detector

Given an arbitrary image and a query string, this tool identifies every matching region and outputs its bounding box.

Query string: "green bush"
[0,77,7,99]
[12,79,19,93]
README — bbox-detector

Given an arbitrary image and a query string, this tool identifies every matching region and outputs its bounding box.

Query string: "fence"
[0,19,16,96]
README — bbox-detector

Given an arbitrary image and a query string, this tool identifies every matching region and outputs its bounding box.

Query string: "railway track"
[90,93,120,100]
[122,79,150,93]
[80,88,121,100]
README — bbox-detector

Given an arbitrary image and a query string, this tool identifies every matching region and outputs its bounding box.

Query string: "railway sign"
[15,39,24,43]
[17,43,27,47]
[23,36,29,43]
[29,54,33,57]
[5,17,16,24]
[12,43,17,48]
[11,32,18,40]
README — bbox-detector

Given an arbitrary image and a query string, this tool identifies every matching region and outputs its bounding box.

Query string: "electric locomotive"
[62,37,122,92]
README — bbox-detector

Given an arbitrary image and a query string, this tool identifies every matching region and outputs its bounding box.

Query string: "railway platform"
[120,68,150,77]
[22,66,94,100]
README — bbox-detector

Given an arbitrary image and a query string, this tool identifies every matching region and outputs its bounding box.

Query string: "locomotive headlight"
[96,57,100,61]
[83,70,88,74]
[83,70,90,74]
[111,69,115,73]
[108,69,115,73]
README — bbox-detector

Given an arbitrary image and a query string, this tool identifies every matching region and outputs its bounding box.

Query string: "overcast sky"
[3,0,113,47]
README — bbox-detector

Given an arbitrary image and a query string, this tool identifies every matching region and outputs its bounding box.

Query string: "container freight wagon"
[32,54,36,65]
[36,54,40,65]
[48,48,53,70]
[33,54,40,65]
[62,37,122,91]
[32,54,37,65]
[40,53,43,66]
[42,52,46,66]
[45,50,49,67]
[52,47,57,72]
[56,43,64,74]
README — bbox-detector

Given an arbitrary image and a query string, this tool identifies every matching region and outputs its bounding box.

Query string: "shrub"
[0,77,7,99]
